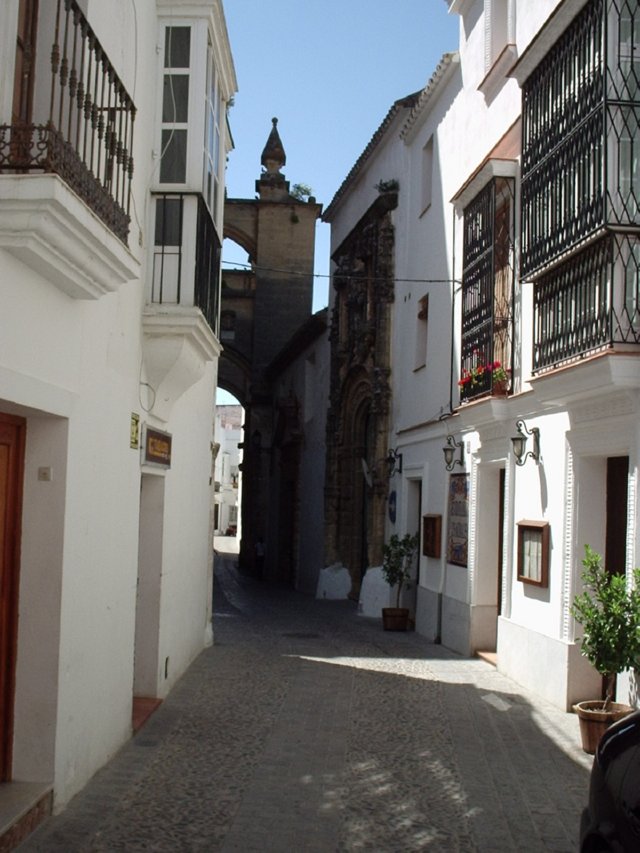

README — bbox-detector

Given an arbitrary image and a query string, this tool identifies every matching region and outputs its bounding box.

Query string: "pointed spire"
[261,117,286,174]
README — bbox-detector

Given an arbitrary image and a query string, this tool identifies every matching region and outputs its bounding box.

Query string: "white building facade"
[326,0,639,711]
[214,405,242,535]
[0,0,236,823]
[437,0,639,710]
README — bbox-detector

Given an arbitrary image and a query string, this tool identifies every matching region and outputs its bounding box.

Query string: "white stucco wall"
[1,0,234,807]
[214,410,242,534]
[381,0,636,710]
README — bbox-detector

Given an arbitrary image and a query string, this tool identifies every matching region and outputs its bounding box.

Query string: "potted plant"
[381,532,419,631]
[571,545,640,753]
[458,358,510,395]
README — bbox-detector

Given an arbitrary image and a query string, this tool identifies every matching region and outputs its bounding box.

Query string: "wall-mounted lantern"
[443,435,464,471]
[511,420,540,466]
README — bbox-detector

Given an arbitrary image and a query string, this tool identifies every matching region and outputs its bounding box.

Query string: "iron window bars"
[521,0,639,280]
[521,0,640,372]
[533,232,640,371]
[460,177,515,402]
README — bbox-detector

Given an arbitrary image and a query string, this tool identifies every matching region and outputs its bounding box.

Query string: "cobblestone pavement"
[20,540,592,852]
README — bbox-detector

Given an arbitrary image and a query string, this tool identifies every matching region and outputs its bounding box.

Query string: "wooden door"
[0,414,26,782]
[605,456,629,576]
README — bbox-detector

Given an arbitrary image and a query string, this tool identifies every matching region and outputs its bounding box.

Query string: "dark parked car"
[580,710,640,852]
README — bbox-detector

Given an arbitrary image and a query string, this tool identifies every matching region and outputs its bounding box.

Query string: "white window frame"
[203,31,224,228]
[484,0,515,73]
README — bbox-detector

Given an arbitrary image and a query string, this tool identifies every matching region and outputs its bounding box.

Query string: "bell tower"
[221,119,322,574]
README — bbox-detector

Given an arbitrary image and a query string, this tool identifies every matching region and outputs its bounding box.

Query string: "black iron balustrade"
[521,109,605,278]
[460,179,515,403]
[603,0,640,228]
[195,196,222,336]
[521,0,640,279]
[521,0,603,179]
[151,194,221,336]
[0,0,135,244]
[533,234,640,371]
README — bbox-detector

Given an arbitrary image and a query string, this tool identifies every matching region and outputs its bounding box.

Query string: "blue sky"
[219,1,459,403]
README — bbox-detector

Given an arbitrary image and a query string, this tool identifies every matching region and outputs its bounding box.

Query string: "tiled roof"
[323,52,459,222]
[399,52,459,141]
[322,91,420,222]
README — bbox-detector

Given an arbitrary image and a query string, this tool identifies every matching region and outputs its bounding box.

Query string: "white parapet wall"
[316,563,351,600]
[497,616,601,711]
[357,566,392,618]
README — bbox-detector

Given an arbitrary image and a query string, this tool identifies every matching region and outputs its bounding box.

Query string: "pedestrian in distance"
[254,537,265,580]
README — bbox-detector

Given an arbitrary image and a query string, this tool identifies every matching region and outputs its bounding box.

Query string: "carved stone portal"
[324,193,396,597]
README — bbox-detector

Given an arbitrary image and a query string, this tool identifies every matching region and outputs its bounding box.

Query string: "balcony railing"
[521,0,640,279]
[195,195,221,336]
[533,233,640,372]
[152,193,221,336]
[0,0,135,244]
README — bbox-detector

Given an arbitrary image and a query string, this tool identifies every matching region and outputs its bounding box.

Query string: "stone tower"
[221,119,322,574]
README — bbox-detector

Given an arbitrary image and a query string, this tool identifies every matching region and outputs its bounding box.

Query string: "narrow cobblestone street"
[20,539,592,852]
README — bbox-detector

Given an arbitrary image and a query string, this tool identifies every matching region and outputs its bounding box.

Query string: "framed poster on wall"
[517,521,550,587]
[446,473,469,567]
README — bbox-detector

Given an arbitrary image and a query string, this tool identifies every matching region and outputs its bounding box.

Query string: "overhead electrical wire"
[221,259,461,286]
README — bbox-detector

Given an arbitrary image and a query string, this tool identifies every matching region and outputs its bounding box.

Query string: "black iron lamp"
[511,420,540,466]
[386,448,403,477]
[443,435,464,471]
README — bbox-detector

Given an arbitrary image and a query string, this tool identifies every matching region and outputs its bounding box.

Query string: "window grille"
[533,233,640,371]
[460,178,515,402]
[521,0,640,278]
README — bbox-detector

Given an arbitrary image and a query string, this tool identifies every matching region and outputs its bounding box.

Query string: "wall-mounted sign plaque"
[143,426,172,469]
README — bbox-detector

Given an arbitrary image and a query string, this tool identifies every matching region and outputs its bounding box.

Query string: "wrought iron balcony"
[459,178,514,403]
[0,0,135,244]
[533,233,640,372]
[521,0,640,279]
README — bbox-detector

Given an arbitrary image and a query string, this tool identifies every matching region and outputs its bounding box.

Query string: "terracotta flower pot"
[573,700,634,754]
